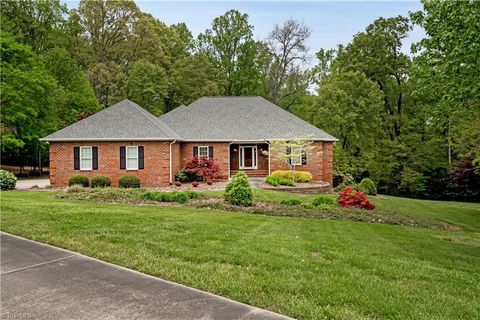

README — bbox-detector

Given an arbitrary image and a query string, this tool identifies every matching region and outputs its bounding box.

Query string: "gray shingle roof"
[159,96,337,141]
[42,99,180,141]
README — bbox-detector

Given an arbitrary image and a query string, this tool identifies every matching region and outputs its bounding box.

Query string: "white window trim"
[290,147,303,166]
[80,146,93,171]
[126,146,139,170]
[198,145,210,159]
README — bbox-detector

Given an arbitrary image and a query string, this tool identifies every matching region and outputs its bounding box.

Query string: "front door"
[239,145,257,169]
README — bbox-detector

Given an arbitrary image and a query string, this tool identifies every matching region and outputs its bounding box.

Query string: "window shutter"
[286,147,291,165]
[193,146,198,157]
[208,146,214,159]
[138,146,144,169]
[73,147,80,170]
[92,147,98,170]
[301,150,307,165]
[120,146,126,169]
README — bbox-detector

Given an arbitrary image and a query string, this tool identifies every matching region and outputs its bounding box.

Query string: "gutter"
[169,140,176,184]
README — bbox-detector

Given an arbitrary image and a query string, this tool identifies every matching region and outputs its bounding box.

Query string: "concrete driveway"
[15,179,50,189]
[1,233,292,320]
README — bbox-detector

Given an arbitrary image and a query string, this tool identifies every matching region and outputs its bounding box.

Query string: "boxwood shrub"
[0,170,17,190]
[265,175,279,186]
[224,172,253,206]
[119,175,141,188]
[91,176,111,188]
[278,178,294,186]
[271,170,313,182]
[68,175,89,187]
[312,195,336,207]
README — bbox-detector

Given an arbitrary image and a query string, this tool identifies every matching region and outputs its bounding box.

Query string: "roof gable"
[159,96,337,141]
[42,99,179,141]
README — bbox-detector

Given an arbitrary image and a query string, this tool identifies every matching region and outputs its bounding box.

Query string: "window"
[80,146,93,170]
[126,146,138,170]
[198,146,209,158]
[289,147,304,165]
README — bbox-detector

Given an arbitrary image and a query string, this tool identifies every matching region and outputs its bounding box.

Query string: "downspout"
[169,140,176,185]
[265,139,271,176]
[227,142,233,179]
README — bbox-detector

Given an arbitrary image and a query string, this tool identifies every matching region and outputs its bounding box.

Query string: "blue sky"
[64,1,424,59]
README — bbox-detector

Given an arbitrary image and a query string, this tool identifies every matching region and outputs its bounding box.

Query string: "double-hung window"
[290,147,303,165]
[80,146,93,170]
[198,146,209,159]
[126,146,139,170]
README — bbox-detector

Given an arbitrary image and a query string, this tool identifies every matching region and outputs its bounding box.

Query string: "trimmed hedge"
[68,175,89,187]
[91,176,111,188]
[119,175,141,188]
[271,170,313,182]
[224,172,253,206]
[278,178,294,186]
[0,170,17,190]
[265,175,279,186]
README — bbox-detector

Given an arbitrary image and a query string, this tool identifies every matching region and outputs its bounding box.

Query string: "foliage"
[278,178,294,186]
[271,170,313,183]
[68,175,89,187]
[266,139,314,182]
[312,196,336,207]
[142,191,199,203]
[118,175,141,188]
[280,199,302,206]
[358,178,377,195]
[447,155,480,202]
[184,156,218,181]
[127,59,169,116]
[338,187,375,210]
[0,170,17,190]
[265,175,279,186]
[175,169,198,183]
[399,168,426,198]
[224,172,253,206]
[90,176,111,188]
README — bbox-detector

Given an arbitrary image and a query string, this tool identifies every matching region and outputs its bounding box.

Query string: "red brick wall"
[270,141,334,184]
[49,141,171,188]
[178,142,230,179]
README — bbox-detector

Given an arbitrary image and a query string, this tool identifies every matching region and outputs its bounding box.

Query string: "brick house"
[42,97,337,188]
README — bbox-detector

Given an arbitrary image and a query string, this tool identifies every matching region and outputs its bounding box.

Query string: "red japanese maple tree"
[338,187,375,210]
[184,156,219,182]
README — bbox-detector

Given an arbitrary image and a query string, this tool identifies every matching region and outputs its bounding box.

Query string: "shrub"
[278,178,294,186]
[142,191,199,203]
[0,170,17,190]
[224,172,253,206]
[119,175,141,188]
[358,178,377,195]
[280,199,302,206]
[338,187,375,210]
[91,176,111,188]
[65,185,86,193]
[175,169,197,183]
[312,196,336,207]
[271,170,313,182]
[265,175,279,186]
[68,175,89,187]
[184,156,218,181]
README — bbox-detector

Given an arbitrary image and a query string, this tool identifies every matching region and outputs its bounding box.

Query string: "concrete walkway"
[1,232,292,320]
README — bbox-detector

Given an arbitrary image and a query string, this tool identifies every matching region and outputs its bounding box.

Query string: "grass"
[1,190,480,319]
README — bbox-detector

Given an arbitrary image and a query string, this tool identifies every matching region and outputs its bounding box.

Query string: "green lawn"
[1,191,479,319]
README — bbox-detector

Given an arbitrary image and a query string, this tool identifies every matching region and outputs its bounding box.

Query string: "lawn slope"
[1,191,479,319]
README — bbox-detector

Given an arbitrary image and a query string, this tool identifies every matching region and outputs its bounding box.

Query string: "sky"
[64,1,425,60]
